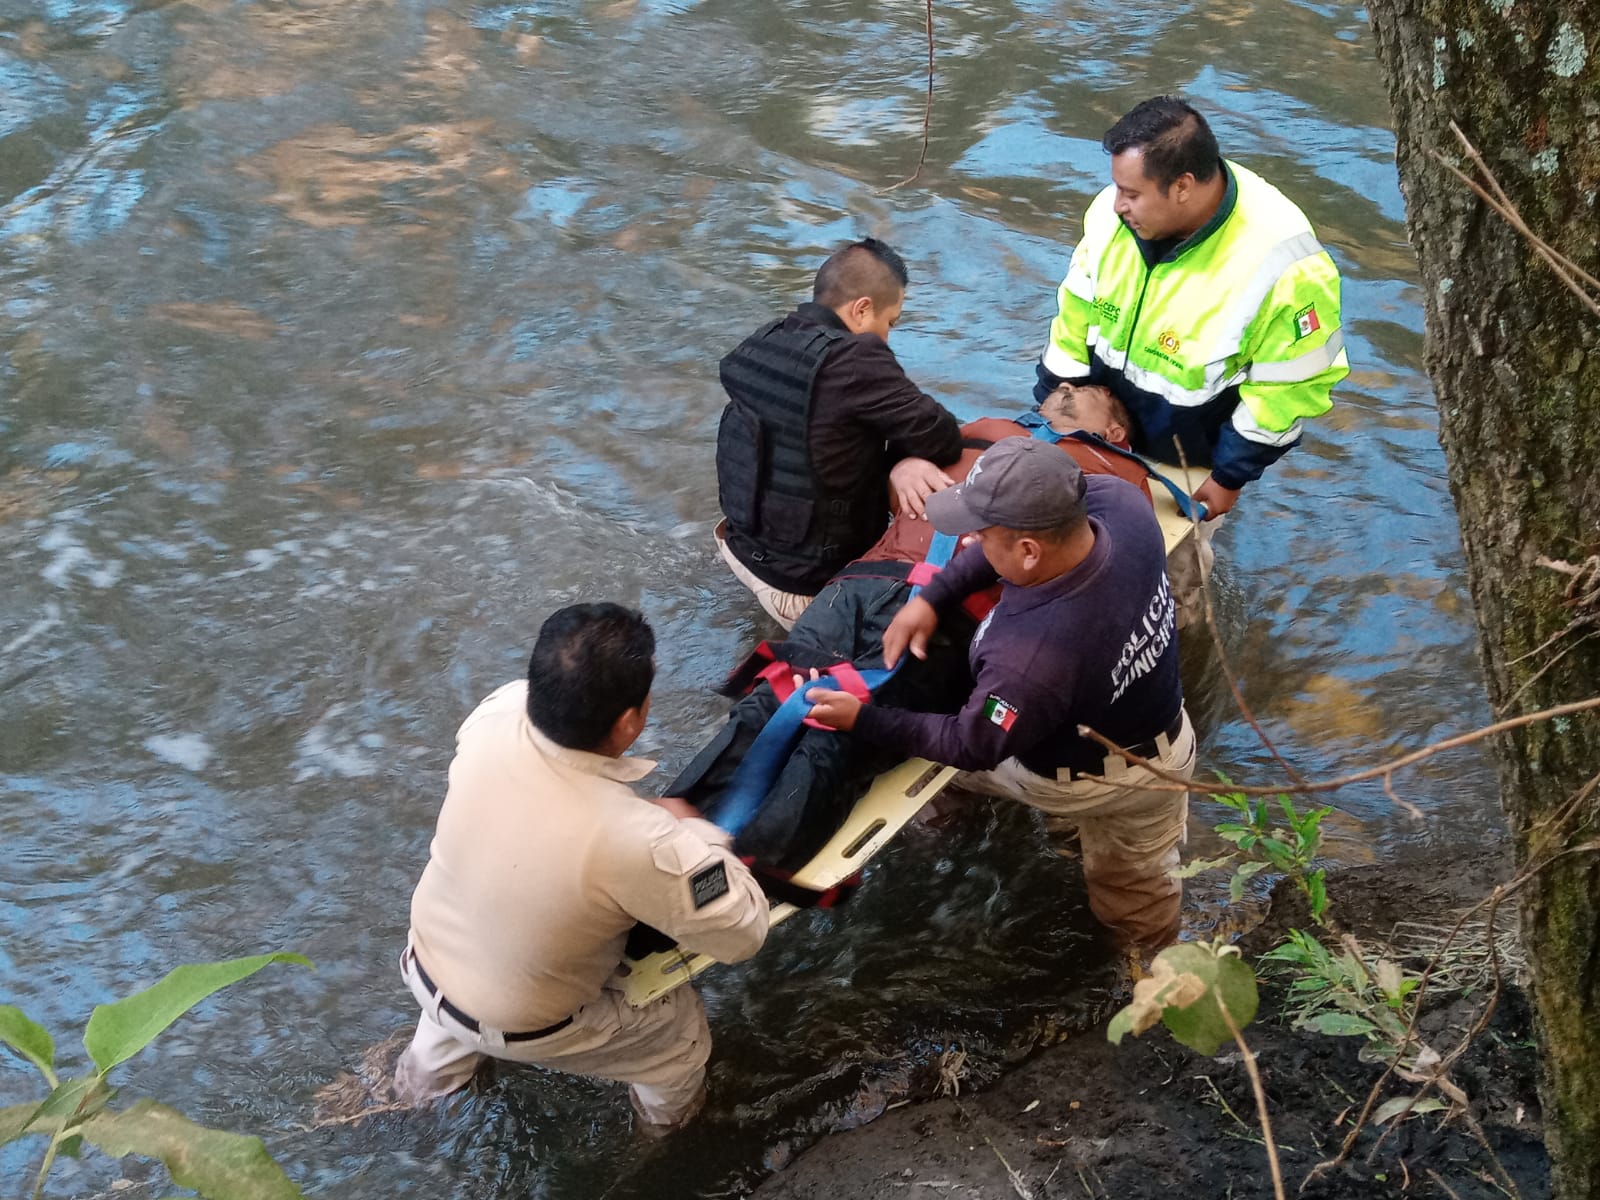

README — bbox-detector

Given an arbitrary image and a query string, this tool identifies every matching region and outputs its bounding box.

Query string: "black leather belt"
[1059,711,1186,780]
[1126,711,1186,760]
[406,949,573,1042]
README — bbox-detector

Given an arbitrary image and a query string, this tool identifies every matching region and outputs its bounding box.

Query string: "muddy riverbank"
[753,847,1545,1200]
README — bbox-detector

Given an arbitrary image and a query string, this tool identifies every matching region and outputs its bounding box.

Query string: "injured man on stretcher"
[667,384,1155,872]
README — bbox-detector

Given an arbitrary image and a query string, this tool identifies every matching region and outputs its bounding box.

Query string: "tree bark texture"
[1365,4,1600,1195]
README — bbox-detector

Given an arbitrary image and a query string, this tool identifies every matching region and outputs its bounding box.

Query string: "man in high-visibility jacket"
[1034,96,1347,610]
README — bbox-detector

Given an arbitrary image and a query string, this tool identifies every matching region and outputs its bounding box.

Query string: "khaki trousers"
[713,519,814,630]
[395,947,710,1126]
[959,708,1197,948]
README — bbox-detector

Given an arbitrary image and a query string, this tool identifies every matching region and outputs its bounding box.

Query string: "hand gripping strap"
[711,526,960,836]
[714,665,894,835]
[801,661,874,730]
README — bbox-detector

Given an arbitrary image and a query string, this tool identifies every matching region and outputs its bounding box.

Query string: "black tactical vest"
[716,318,886,594]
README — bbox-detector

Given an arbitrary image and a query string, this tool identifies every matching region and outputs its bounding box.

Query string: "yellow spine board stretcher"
[620,462,1205,1007]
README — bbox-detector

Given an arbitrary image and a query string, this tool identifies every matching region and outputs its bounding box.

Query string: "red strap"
[826,662,873,703]
[757,660,797,702]
[802,661,872,730]
[907,561,941,587]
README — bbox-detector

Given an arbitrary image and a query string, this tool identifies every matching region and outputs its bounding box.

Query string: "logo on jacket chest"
[1146,328,1183,365]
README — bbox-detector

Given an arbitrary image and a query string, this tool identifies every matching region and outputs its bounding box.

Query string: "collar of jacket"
[525,722,657,782]
[793,300,851,332]
[1132,159,1240,267]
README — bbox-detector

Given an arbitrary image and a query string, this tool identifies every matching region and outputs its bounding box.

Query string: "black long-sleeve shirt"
[790,302,962,490]
[855,475,1183,775]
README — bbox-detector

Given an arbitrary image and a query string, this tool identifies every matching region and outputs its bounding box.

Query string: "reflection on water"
[1,0,1493,1194]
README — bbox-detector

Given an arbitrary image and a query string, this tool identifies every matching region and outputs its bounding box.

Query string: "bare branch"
[1433,123,1600,318]
[1078,693,1600,797]
[1217,996,1287,1200]
[1170,437,1305,789]
[879,0,935,193]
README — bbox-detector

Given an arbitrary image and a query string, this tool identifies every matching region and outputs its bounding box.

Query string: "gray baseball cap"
[924,437,1088,535]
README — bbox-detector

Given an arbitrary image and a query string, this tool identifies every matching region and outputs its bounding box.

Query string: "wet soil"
[752,848,1547,1200]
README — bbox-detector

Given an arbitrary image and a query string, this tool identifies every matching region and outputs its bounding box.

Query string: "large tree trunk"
[1364,4,1600,1195]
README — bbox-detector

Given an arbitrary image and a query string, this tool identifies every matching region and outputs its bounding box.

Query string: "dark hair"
[1102,96,1221,192]
[525,603,655,751]
[813,238,909,309]
[1050,383,1134,439]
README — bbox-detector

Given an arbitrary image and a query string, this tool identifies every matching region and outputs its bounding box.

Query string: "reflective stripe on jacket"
[1039,161,1348,489]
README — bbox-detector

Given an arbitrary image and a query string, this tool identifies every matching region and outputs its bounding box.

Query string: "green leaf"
[1173,854,1236,880]
[1229,861,1268,902]
[1156,943,1260,1056]
[1373,1095,1449,1125]
[0,1102,48,1144]
[83,953,311,1073]
[1304,1012,1376,1037]
[0,1006,55,1081]
[1257,836,1295,866]
[1306,871,1328,924]
[1106,1007,1136,1045]
[1295,807,1332,854]
[59,1133,84,1157]
[82,1100,306,1199]
[30,1074,112,1129]
[1213,788,1248,813]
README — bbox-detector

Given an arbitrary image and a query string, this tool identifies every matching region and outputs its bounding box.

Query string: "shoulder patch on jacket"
[690,861,730,909]
[982,694,1019,731]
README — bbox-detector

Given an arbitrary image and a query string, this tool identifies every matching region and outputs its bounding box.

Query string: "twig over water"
[879,0,935,192]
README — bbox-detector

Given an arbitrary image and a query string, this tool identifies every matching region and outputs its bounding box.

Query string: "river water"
[1,0,1496,1196]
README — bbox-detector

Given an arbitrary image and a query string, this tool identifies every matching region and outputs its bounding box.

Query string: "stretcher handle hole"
[842,819,887,860]
[906,763,946,798]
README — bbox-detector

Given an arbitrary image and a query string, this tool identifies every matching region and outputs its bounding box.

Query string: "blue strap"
[1017,413,1208,523]
[713,529,961,835]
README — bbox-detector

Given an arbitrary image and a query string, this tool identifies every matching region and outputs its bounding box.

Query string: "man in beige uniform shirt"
[396,603,769,1133]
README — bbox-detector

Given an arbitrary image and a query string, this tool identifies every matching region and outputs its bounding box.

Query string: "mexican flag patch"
[982,695,1018,731]
[1293,303,1322,340]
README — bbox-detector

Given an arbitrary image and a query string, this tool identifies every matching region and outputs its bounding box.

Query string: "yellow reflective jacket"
[1036,161,1347,489]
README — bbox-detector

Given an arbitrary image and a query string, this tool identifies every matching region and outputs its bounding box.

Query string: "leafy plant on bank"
[1116,786,1446,1127]
[1,952,311,1200]
[1108,939,1260,1054]
[1174,785,1332,923]
[1264,929,1418,1045]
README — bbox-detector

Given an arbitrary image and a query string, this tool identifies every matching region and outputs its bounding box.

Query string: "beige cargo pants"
[959,707,1197,948]
[714,519,814,630]
[395,948,709,1128]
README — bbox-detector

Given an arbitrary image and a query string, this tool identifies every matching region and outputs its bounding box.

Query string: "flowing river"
[1,0,1497,1195]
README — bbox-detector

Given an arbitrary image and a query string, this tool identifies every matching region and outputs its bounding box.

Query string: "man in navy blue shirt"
[805,438,1197,947]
